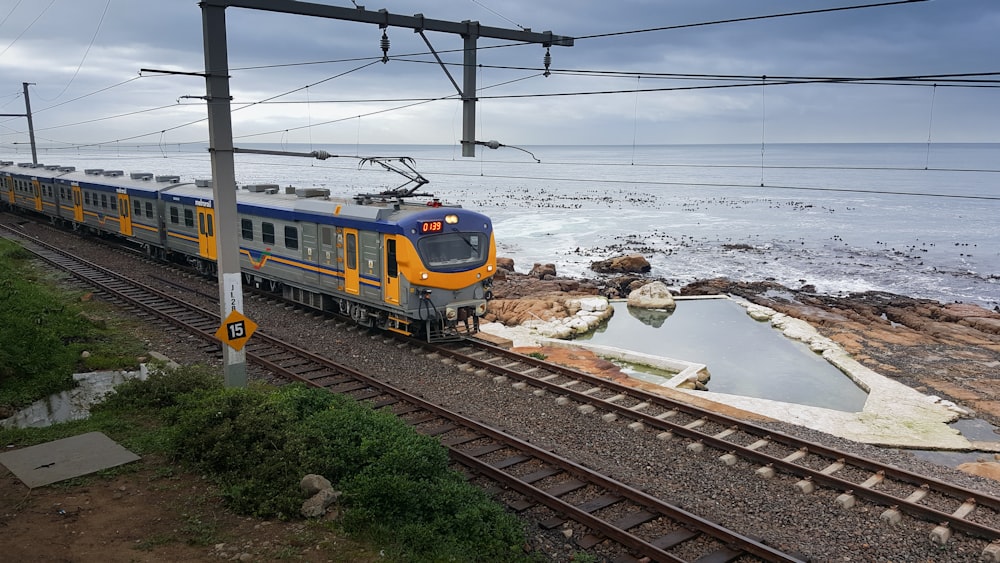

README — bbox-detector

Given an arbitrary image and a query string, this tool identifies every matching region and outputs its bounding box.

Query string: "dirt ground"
[0,452,379,563]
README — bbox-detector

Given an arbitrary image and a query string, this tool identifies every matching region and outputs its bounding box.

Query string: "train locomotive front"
[392,205,495,339]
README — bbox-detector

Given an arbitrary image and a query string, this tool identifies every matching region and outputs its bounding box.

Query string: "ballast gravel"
[17,219,1000,562]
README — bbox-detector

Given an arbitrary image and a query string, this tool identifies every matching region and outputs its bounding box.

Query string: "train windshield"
[417,232,488,270]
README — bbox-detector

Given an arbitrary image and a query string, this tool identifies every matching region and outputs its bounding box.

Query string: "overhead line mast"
[199,0,571,386]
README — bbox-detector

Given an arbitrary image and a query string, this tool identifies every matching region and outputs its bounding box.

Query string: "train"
[0,158,496,341]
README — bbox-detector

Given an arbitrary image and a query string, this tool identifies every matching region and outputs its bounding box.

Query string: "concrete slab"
[0,431,140,488]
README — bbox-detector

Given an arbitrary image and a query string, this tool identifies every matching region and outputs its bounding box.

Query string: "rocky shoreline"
[483,256,1000,441]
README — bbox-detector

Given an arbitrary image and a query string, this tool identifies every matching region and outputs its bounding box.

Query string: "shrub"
[96,363,223,411]
[163,383,528,559]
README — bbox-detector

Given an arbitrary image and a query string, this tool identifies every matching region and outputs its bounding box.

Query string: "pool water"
[576,298,870,412]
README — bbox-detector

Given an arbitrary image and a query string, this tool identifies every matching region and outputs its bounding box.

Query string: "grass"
[0,239,145,414]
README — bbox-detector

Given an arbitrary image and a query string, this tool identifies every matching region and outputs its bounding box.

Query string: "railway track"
[417,336,1000,557]
[1,222,805,561]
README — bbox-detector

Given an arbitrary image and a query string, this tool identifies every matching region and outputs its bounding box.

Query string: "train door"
[340,227,359,295]
[319,226,339,292]
[31,179,42,211]
[4,177,13,204]
[197,206,217,260]
[71,185,83,222]
[383,235,400,305]
[117,192,133,236]
[300,223,319,286]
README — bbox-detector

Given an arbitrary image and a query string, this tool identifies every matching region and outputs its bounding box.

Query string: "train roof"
[159,181,479,226]
[0,160,186,195]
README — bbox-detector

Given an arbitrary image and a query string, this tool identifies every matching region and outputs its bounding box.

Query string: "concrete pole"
[202,3,247,387]
[461,23,478,158]
[22,83,37,165]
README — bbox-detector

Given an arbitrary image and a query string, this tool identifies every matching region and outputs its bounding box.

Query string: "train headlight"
[421,272,429,280]
[476,302,487,316]
[445,307,458,320]
[445,214,458,225]
[487,265,493,272]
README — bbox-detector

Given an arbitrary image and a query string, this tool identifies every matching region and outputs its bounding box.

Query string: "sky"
[0,0,997,151]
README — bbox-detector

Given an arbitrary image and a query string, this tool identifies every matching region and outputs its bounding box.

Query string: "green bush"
[96,363,224,411]
[164,383,528,560]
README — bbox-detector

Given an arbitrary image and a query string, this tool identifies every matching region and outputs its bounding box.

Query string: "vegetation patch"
[4,364,531,562]
[0,240,145,415]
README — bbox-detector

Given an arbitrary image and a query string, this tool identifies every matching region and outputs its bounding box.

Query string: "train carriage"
[0,162,53,215]
[1,157,496,341]
[159,180,218,268]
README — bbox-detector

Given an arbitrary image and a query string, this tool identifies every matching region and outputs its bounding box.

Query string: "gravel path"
[13,217,1000,562]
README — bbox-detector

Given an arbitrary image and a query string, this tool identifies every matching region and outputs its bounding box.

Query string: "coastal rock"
[626,281,676,311]
[481,296,613,344]
[957,462,1000,482]
[529,263,557,279]
[590,254,651,275]
[496,257,515,271]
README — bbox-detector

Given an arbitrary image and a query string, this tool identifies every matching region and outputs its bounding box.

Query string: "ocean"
[11,142,999,308]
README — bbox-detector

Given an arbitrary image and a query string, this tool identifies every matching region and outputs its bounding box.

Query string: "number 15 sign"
[214,310,258,351]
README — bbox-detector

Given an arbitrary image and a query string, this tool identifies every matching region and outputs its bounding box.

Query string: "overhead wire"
[0,0,56,59]
[575,0,931,40]
[5,0,992,193]
[35,0,113,102]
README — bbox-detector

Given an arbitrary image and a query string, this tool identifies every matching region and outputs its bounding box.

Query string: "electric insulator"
[543,48,551,77]
[380,30,390,64]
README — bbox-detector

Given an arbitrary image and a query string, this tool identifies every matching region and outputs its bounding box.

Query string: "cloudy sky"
[0,0,997,150]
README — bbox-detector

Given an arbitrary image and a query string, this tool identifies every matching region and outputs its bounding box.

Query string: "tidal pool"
[577,298,870,412]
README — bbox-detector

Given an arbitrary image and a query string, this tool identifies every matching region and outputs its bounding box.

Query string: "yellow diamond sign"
[215,310,257,351]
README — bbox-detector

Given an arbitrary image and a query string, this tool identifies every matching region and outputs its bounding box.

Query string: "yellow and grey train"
[0,159,496,341]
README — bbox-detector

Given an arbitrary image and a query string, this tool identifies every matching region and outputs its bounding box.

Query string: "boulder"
[590,254,651,274]
[301,488,341,518]
[300,474,332,496]
[496,257,515,271]
[626,281,676,311]
[529,263,557,279]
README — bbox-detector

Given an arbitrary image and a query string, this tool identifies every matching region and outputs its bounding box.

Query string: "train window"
[110,197,116,211]
[206,214,214,236]
[101,194,108,208]
[84,192,91,206]
[321,227,332,247]
[145,202,153,218]
[262,222,275,244]
[184,209,194,227]
[346,233,357,270]
[133,200,141,217]
[386,239,398,278]
[170,206,179,224]
[284,226,298,250]
[241,219,254,241]
[417,232,487,270]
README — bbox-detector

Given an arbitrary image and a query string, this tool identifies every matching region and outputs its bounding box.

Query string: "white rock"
[626,281,676,310]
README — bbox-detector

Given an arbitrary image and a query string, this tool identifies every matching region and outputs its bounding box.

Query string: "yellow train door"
[383,235,400,305]
[31,179,42,211]
[117,192,133,236]
[342,228,359,295]
[197,206,217,260]
[71,185,83,222]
